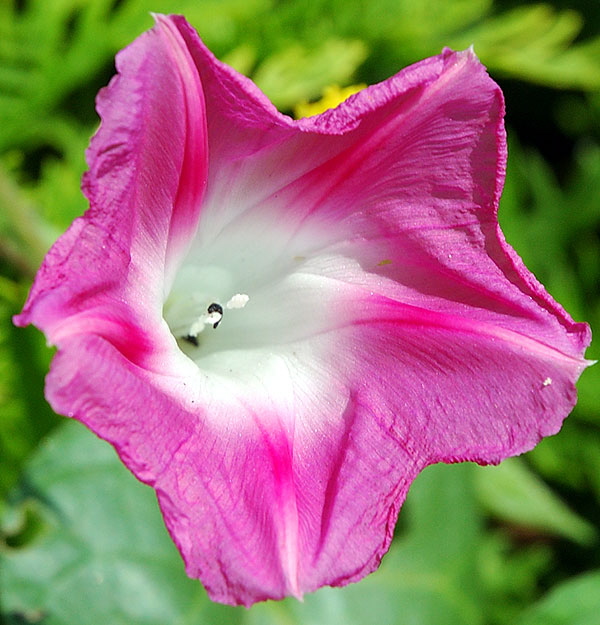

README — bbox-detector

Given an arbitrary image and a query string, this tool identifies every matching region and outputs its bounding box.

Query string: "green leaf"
[452,4,600,91]
[527,423,600,503]
[2,422,486,625]
[0,0,274,153]
[25,133,90,232]
[1,421,240,625]
[0,164,60,272]
[254,0,600,92]
[252,39,368,110]
[478,531,554,625]
[244,463,485,625]
[517,571,600,625]
[0,285,58,500]
[474,457,596,545]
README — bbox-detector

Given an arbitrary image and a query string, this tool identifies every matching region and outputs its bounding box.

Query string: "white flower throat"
[161,206,345,376]
[163,263,251,354]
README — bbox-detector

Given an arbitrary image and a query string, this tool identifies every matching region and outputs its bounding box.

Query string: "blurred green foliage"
[1,0,599,623]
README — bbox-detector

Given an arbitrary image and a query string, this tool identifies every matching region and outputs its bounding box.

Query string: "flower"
[15,14,591,607]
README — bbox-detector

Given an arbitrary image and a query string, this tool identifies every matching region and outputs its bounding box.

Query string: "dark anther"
[183,334,199,346]
[207,302,223,329]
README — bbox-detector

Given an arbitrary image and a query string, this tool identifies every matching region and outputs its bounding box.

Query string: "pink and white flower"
[15,14,591,606]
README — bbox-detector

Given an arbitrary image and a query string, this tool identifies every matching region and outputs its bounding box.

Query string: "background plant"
[1,1,599,623]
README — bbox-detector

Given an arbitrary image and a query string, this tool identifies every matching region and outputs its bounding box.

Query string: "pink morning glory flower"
[15,14,591,607]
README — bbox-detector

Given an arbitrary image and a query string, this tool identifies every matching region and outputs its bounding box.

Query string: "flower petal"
[42,331,350,604]
[15,15,208,370]
[150,25,590,602]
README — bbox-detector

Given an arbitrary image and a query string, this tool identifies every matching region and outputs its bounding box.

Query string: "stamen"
[226,293,249,309]
[185,303,223,343]
[181,295,249,346]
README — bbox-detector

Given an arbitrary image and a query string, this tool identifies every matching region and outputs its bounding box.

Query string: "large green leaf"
[246,463,485,625]
[1,420,486,624]
[517,571,600,625]
[474,457,596,545]
[1,420,240,625]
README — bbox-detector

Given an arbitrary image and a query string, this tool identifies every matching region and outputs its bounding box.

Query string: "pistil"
[182,293,250,346]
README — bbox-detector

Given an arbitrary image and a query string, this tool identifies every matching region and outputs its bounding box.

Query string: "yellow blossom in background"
[294,84,367,118]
